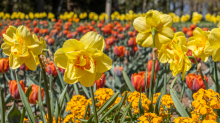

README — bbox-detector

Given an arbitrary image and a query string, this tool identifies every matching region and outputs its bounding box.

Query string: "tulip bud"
[114,66,123,77]
[113,46,125,58]
[0,57,9,73]
[28,84,44,104]
[9,80,25,100]
[46,61,58,77]
[147,60,160,74]
[94,73,106,89]
[186,73,208,92]
[131,71,155,92]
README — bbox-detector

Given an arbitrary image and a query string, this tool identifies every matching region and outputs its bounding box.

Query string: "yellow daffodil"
[192,12,202,24]
[173,16,180,23]
[187,27,211,62]
[133,10,174,49]
[205,28,220,61]
[1,25,46,70]
[159,32,187,63]
[169,43,191,80]
[54,31,112,87]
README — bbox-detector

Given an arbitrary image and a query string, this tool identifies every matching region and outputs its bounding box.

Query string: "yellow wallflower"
[54,31,112,87]
[133,10,174,49]
[187,27,211,62]
[205,28,220,62]
[138,113,162,123]
[174,117,195,123]
[1,26,45,70]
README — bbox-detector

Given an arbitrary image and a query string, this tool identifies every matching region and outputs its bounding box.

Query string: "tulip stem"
[3,73,6,97]
[214,62,219,93]
[149,27,157,104]
[188,56,208,89]
[89,86,98,123]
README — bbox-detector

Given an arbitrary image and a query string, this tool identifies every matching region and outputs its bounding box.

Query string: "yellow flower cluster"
[205,13,220,23]
[153,93,161,104]
[174,117,195,123]
[191,89,220,122]
[181,14,190,22]
[93,88,114,108]
[39,114,63,123]
[159,94,174,118]
[127,91,151,114]
[191,12,203,24]
[138,113,162,123]
[64,95,89,123]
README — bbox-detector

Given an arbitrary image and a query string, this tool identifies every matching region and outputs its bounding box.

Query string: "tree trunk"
[7,0,14,14]
[36,0,44,12]
[142,0,146,12]
[105,0,112,23]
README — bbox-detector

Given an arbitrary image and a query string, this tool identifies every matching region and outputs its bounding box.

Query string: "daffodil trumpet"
[188,56,208,90]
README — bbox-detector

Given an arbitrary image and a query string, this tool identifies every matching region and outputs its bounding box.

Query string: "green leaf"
[122,70,135,92]
[74,83,79,95]
[0,86,5,123]
[170,76,178,89]
[114,92,127,121]
[20,107,26,123]
[83,103,90,119]
[49,75,55,117]
[7,101,21,123]
[139,86,144,116]
[154,93,163,115]
[121,102,132,123]
[99,103,119,122]
[170,88,189,117]
[81,85,90,98]
[15,72,36,123]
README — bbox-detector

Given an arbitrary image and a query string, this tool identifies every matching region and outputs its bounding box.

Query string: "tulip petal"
[208,28,220,49]
[1,43,11,56]
[213,47,220,62]
[136,32,152,47]
[145,10,161,27]
[24,51,37,70]
[133,17,150,33]
[80,31,105,51]
[6,26,16,39]
[54,48,68,69]
[79,71,96,87]
[93,50,112,73]
[62,39,85,53]
[157,27,174,44]
[9,54,25,69]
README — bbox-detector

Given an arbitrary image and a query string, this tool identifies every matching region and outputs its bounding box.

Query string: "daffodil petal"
[62,39,85,53]
[157,27,174,44]
[28,34,43,55]
[24,51,37,70]
[136,32,152,47]
[9,54,25,69]
[213,47,220,62]
[208,28,220,49]
[6,26,16,38]
[159,14,173,27]
[93,50,112,73]
[95,73,103,80]
[145,10,161,27]
[16,25,33,46]
[204,44,214,55]
[1,43,11,56]
[54,48,68,69]
[3,34,14,46]
[80,31,105,51]
[133,17,150,33]
[79,71,96,87]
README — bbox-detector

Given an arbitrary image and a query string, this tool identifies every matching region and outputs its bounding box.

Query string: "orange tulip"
[47,38,55,46]
[0,57,9,73]
[114,66,123,77]
[147,60,160,74]
[131,71,156,92]
[113,46,125,58]
[28,84,44,105]
[94,73,106,89]
[127,37,137,47]
[186,73,208,92]
[9,80,25,100]
[46,61,58,77]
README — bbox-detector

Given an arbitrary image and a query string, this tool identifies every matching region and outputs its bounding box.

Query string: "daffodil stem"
[89,86,98,123]
[149,28,156,104]
[214,62,219,93]
[42,68,52,123]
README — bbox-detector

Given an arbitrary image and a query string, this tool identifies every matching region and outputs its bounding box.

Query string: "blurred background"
[0,0,219,18]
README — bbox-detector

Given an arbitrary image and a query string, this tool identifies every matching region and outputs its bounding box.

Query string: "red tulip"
[127,37,137,47]
[9,80,25,100]
[94,73,106,89]
[46,61,58,77]
[28,84,44,104]
[186,73,208,92]
[0,57,9,73]
[131,71,155,92]
[47,38,55,46]
[113,46,125,58]
[147,60,160,74]
[20,63,29,71]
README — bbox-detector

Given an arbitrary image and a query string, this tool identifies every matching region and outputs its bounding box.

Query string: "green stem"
[149,27,157,103]
[187,56,198,65]
[214,62,219,92]
[42,68,52,123]
[89,86,98,123]
[163,64,167,95]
